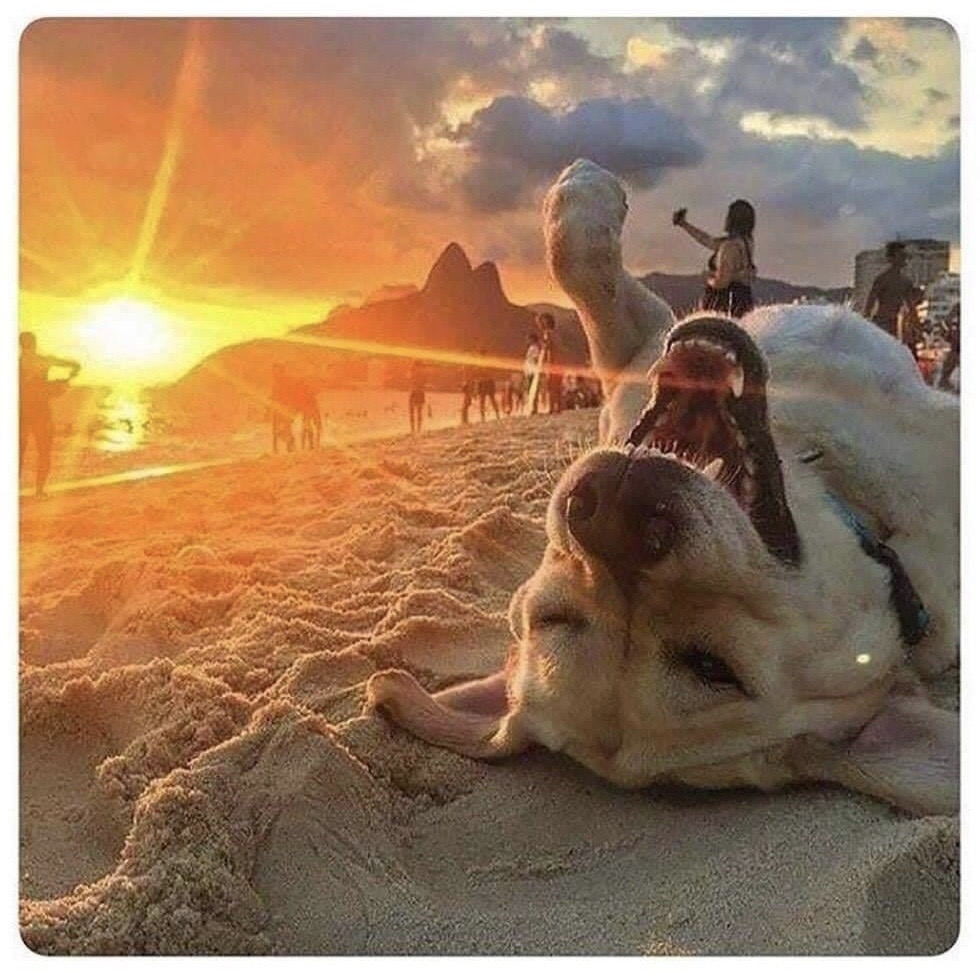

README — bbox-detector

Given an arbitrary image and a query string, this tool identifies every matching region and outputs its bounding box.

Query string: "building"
[852,239,950,312]
[920,272,960,324]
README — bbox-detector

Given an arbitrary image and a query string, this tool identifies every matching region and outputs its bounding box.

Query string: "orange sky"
[20,18,959,386]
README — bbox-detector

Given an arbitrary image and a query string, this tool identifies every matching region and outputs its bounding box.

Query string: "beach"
[19,410,958,955]
[20,388,466,496]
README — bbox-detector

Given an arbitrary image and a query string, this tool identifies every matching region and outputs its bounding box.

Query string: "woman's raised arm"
[676,217,721,251]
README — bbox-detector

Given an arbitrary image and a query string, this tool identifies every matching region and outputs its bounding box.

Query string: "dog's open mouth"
[627,336,756,512]
[626,316,802,566]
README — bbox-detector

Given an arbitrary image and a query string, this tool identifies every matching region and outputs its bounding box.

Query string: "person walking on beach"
[19,331,81,498]
[408,359,426,433]
[672,200,757,318]
[502,373,516,416]
[523,329,542,415]
[269,363,297,453]
[863,242,921,345]
[539,314,564,414]
[461,363,476,425]
[938,301,960,391]
[475,349,500,422]
[510,371,526,413]
[295,378,321,449]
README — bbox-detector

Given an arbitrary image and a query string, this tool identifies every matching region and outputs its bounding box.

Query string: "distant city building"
[920,272,960,324]
[853,239,950,312]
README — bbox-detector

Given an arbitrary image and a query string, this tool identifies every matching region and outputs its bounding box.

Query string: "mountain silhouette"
[162,242,848,423]
[293,241,586,368]
[162,244,584,421]
[639,271,850,317]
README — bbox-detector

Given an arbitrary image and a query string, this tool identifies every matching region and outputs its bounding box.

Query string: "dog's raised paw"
[364,669,418,715]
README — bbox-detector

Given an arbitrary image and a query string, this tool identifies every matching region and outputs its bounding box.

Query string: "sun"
[74,297,176,373]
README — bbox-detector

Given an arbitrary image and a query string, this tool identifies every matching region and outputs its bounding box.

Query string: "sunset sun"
[74,296,176,375]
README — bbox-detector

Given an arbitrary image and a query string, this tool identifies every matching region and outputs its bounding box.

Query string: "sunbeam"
[126,21,207,291]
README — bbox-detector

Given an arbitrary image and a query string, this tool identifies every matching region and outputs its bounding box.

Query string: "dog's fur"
[367,160,959,816]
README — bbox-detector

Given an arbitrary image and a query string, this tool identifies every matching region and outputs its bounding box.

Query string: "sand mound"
[19,412,958,954]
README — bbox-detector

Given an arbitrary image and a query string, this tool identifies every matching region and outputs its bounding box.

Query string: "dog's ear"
[366,665,530,760]
[790,693,958,816]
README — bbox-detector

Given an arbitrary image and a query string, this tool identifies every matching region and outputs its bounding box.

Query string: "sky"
[19,17,960,385]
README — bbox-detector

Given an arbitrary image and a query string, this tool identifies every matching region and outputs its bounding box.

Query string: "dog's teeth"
[744,456,756,474]
[725,350,737,364]
[729,365,745,399]
[703,457,724,481]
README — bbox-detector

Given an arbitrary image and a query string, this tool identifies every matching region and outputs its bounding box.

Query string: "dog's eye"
[531,609,587,631]
[675,645,744,692]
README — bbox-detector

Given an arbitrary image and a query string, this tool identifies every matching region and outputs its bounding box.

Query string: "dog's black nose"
[564,452,689,567]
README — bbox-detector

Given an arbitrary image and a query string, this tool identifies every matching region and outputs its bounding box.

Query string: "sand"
[18,411,958,955]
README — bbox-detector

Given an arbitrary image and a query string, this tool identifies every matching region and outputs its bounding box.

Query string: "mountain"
[160,244,586,421]
[293,242,587,370]
[639,271,851,317]
[161,241,850,423]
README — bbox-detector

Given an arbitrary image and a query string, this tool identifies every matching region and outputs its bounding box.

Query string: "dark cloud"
[666,18,846,50]
[525,25,616,83]
[664,18,867,130]
[452,95,705,211]
[714,43,867,128]
[745,135,959,241]
[851,37,879,63]
[848,31,921,76]
[892,52,923,75]
[925,87,951,104]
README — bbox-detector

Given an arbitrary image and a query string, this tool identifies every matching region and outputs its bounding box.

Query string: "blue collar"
[825,493,930,647]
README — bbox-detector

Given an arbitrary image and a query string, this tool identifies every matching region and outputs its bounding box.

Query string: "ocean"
[19,387,483,496]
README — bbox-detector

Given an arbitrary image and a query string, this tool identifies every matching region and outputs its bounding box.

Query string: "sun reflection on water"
[91,391,150,453]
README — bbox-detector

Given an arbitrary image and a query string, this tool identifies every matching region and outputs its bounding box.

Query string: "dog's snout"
[563,453,687,568]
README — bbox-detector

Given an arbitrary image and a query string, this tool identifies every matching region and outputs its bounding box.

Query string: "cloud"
[666,17,847,50]
[659,18,870,131]
[19,17,960,300]
[451,95,704,211]
[744,134,959,240]
[851,36,880,63]
[717,45,867,129]
[848,22,925,76]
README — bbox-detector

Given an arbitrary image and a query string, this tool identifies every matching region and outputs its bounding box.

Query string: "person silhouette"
[268,363,296,452]
[538,315,564,414]
[408,359,426,433]
[863,242,922,346]
[523,329,542,415]
[475,349,500,422]
[19,331,80,497]
[673,200,757,318]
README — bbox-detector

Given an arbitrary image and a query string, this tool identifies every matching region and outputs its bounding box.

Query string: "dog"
[367,160,959,816]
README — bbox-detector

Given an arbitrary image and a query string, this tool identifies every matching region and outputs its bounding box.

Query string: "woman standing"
[523,330,542,415]
[672,199,757,318]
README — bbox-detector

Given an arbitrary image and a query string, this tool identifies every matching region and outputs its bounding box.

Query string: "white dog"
[368,160,958,816]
